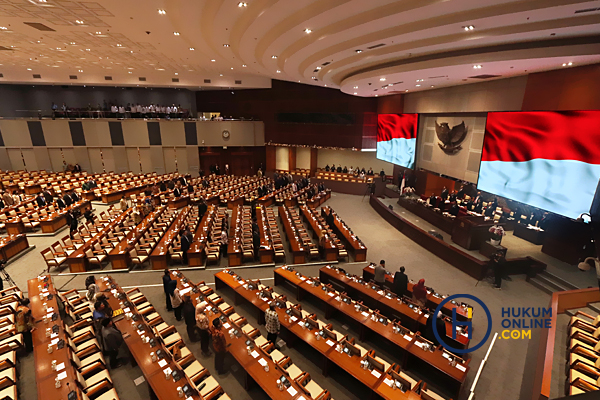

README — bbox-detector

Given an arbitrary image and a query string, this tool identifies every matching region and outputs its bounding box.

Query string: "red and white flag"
[377,114,418,169]
[478,111,600,219]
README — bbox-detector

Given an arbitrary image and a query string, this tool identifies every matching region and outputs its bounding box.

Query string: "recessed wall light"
[189,47,195,51]
[158,9,166,15]
[355,49,362,53]
[473,65,482,69]
[304,28,312,34]
[379,77,386,81]
[242,64,247,67]
[271,55,277,59]
[276,70,281,73]
[354,92,357,95]
[238,2,247,7]
[173,32,180,36]
[223,44,230,47]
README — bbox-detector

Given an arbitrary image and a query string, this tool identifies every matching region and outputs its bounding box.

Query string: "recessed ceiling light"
[116,44,122,47]
[324,85,327,87]
[173,32,180,36]
[157,68,165,71]
[211,59,215,62]
[158,9,166,15]
[304,29,312,34]
[353,86,358,89]
[271,55,277,59]
[128,71,132,74]
[315,66,321,70]
[431,85,435,88]
[230,67,234,70]
[189,47,195,51]
[70,42,76,45]
[75,20,84,24]
[375,95,378,97]
[175,72,178,75]
[56,47,61,50]
[562,63,567,67]
[354,92,357,95]
[355,49,362,53]
[415,84,421,87]
[238,2,247,7]
[276,70,281,73]
[242,64,247,67]
[568,62,573,66]
[473,65,482,69]
[78,69,83,72]
[27,68,32,71]
[95,32,101,35]
[223,44,230,47]
[379,77,386,81]
[219,74,223,76]
[405,90,409,92]
[463,25,474,31]
[85,49,90,51]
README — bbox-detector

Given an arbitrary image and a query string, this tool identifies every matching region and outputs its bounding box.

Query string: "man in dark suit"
[56,197,66,209]
[167,180,175,190]
[71,191,79,202]
[325,165,330,172]
[474,191,482,204]
[448,190,457,203]
[173,186,181,198]
[336,166,342,173]
[474,198,483,213]
[36,193,46,208]
[43,190,53,204]
[0,198,4,210]
[393,267,408,298]
[441,187,449,201]
[63,192,73,206]
[343,166,348,173]
[198,199,208,218]
[449,203,460,216]
[187,183,194,194]
[159,181,167,192]
[202,179,209,188]
[180,228,192,264]
[429,193,437,208]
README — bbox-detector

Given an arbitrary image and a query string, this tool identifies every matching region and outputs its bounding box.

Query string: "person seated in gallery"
[428,193,437,208]
[361,167,366,174]
[379,168,386,181]
[353,168,360,177]
[336,166,342,173]
[367,167,374,176]
[473,198,484,213]
[484,205,495,218]
[359,170,365,179]
[343,166,348,173]
[449,203,460,216]
[325,164,330,171]
[348,166,354,174]
[440,186,449,201]
[330,164,335,172]
[448,190,457,203]
[456,186,465,199]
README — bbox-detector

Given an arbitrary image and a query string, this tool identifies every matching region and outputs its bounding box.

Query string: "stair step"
[538,271,579,290]
[528,277,555,295]
[535,274,570,292]
[588,303,600,315]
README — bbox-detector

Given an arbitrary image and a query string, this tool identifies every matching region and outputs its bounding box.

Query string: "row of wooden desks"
[278,206,306,264]
[215,269,455,400]
[321,206,367,262]
[318,266,470,350]
[255,205,274,264]
[273,267,469,396]
[188,206,217,267]
[108,206,168,270]
[299,205,338,261]
[66,208,133,273]
[150,206,195,270]
[5,200,91,235]
[95,276,204,399]
[28,275,84,400]
[362,265,470,321]
[0,234,29,262]
[171,271,312,400]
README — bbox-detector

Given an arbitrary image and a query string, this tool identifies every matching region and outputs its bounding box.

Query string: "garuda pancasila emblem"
[435,121,468,155]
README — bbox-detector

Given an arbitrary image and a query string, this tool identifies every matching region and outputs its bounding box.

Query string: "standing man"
[16,299,34,353]
[196,301,211,355]
[374,260,388,287]
[182,295,198,342]
[393,266,408,298]
[211,318,228,375]
[101,318,124,369]
[162,270,173,311]
[265,303,280,346]
[180,228,192,264]
[220,228,228,258]
[198,198,208,219]
[36,192,46,207]
[491,252,506,290]
[167,280,183,321]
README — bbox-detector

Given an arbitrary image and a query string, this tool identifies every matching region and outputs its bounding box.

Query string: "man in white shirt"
[136,104,142,113]
[118,105,125,116]
[166,106,172,114]
[220,229,228,258]
[110,105,118,116]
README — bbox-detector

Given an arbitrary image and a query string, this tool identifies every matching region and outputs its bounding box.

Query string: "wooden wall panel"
[266,145,276,173]
[0,120,32,147]
[150,147,166,174]
[102,148,116,173]
[160,121,186,146]
[275,147,289,171]
[41,120,71,147]
[82,120,111,147]
[521,63,600,111]
[33,148,52,172]
[88,148,104,173]
[121,120,150,147]
[176,147,189,174]
[310,147,318,177]
[288,147,296,171]
[21,149,38,172]
[73,147,92,172]
[377,94,404,114]
[113,147,129,173]
[296,147,311,169]
[0,148,11,171]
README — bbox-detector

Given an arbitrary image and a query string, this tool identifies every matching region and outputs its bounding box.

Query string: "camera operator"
[491,251,506,290]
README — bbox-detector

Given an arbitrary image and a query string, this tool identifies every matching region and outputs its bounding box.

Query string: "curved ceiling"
[0,0,599,95]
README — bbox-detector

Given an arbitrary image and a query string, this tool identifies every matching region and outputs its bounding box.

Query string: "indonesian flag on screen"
[478,111,600,220]
[377,114,418,169]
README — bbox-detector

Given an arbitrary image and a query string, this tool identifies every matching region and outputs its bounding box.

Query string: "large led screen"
[377,113,418,169]
[478,111,600,220]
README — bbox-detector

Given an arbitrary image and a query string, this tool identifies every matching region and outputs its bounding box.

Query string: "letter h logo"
[452,307,472,340]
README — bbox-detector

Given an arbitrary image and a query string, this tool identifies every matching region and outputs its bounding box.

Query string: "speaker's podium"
[451,216,499,250]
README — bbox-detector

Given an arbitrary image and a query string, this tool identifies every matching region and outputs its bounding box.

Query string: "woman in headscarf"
[412,279,428,307]
[85,275,100,302]
[195,301,210,355]
[166,280,183,321]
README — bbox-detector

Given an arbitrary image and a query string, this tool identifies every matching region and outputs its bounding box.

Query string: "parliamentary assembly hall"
[0,1,599,400]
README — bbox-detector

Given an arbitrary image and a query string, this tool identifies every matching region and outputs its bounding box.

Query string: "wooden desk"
[451,217,500,251]
[28,276,84,400]
[226,205,242,267]
[321,206,367,262]
[319,266,470,350]
[172,271,309,400]
[278,206,306,264]
[188,206,217,267]
[514,224,545,246]
[108,206,167,269]
[167,196,189,210]
[95,277,203,400]
[300,205,338,261]
[39,200,92,233]
[0,234,29,261]
[256,205,274,264]
[4,220,25,235]
[397,197,455,234]
[150,206,194,270]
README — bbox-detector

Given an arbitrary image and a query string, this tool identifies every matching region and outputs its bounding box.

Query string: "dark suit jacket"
[71,192,79,202]
[63,194,73,206]
[56,198,66,209]
[43,191,53,203]
[160,183,167,192]
[36,196,46,207]
[180,234,191,253]
[393,272,408,297]
[167,181,175,190]
[173,188,181,198]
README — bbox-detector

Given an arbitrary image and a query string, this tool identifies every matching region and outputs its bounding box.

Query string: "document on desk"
[287,387,298,396]
[56,362,65,372]
[180,287,192,295]
[257,358,267,367]
[326,339,335,347]
[456,364,467,372]
[403,334,412,342]
[371,369,381,378]
[158,359,168,368]
[251,350,260,359]
[384,378,394,387]
[290,316,298,322]
[361,311,369,317]
[56,371,67,381]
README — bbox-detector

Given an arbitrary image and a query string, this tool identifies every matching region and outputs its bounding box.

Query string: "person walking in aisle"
[16,299,34,353]
[162,270,173,311]
[211,318,228,375]
[167,280,183,321]
[101,318,124,369]
[182,295,198,341]
[196,301,211,355]
[265,303,280,346]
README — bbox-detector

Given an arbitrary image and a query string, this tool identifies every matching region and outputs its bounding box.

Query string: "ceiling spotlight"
[85,48,90,51]
[158,9,166,14]
[173,32,180,36]
[568,62,573,66]
[355,49,362,53]
[211,59,215,62]
[175,72,178,75]
[231,67,234,70]
[304,28,312,34]
[416,84,421,87]
[223,44,230,47]
[562,63,567,67]
[463,25,474,31]
[238,2,247,7]
[271,55,277,59]
[0,27,7,30]
[70,42,76,45]
[431,85,435,88]
[473,65,482,69]
[276,70,281,73]
[78,69,83,72]
[219,74,223,76]
[242,64,247,67]
[95,31,101,35]
[189,47,195,51]
[405,89,409,92]
[379,77,386,81]
[75,20,84,25]
[354,92,357,95]
[116,44,122,47]
[353,86,358,89]
[315,66,321,70]
[27,68,32,71]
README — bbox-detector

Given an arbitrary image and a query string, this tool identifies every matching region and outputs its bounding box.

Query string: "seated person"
[448,190,457,202]
[336,166,342,173]
[343,166,348,173]
[353,169,360,177]
[473,199,483,213]
[428,193,437,208]
[325,164,330,171]
[484,205,494,217]
[440,186,449,201]
[449,203,460,216]
[348,166,354,173]
[367,167,374,176]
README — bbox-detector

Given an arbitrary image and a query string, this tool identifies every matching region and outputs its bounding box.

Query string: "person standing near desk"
[220,228,228,258]
[101,318,124,369]
[265,303,280,346]
[211,318,228,375]
[180,228,192,264]
[374,260,388,287]
[162,270,173,311]
[413,279,428,307]
[182,295,198,342]
[167,280,183,321]
[16,299,34,353]
[196,301,211,355]
[393,266,408,297]
[491,252,506,290]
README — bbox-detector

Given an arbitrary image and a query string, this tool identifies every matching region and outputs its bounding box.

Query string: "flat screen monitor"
[377,114,418,168]
[478,111,600,220]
